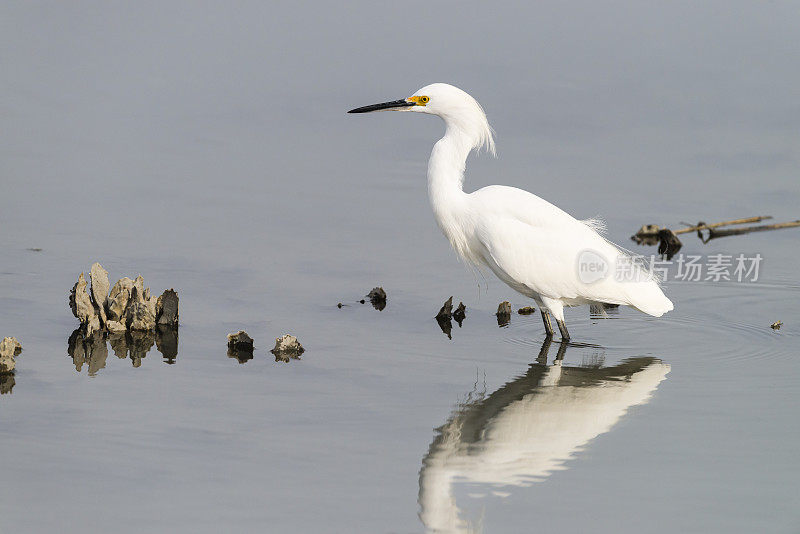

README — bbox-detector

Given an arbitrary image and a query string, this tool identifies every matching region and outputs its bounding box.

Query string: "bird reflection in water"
[67,326,179,376]
[418,339,669,533]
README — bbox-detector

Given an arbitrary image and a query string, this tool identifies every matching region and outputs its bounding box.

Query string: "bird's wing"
[474,214,606,301]
[468,186,671,313]
[470,185,577,230]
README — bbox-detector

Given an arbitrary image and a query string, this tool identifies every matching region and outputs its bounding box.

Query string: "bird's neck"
[427,127,473,219]
[427,127,476,261]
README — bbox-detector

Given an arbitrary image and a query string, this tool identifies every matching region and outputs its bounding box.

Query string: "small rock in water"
[0,337,22,374]
[227,331,254,364]
[155,289,179,327]
[436,297,454,321]
[518,306,536,315]
[496,301,512,327]
[227,330,254,349]
[367,287,387,311]
[453,302,466,327]
[770,321,783,330]
[271,334,304,362]
[227,332,253,364]
[337,302,343,308]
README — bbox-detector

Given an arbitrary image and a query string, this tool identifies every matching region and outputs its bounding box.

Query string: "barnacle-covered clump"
[69,262,179,337]
[0,337,22,374]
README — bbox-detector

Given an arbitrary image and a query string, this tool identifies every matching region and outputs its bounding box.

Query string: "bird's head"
[348,83,495,155]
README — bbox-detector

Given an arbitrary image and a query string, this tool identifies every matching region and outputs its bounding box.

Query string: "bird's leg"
[556,319,571,342]
[541,310,554,338]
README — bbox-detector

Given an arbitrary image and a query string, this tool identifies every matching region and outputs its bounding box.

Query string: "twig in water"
[699,220,800,243]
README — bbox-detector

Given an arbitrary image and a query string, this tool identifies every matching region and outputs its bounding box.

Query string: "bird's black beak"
[347,99,415,113]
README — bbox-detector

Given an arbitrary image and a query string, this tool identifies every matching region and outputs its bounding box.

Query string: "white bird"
[349,83,673,340]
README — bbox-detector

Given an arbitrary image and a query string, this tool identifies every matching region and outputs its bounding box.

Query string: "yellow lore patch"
[408,95,430,106]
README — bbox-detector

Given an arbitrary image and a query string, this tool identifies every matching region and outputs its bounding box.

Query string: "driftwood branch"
[673,216,773,235]
[631,215,800,259]
[700,220,800,243]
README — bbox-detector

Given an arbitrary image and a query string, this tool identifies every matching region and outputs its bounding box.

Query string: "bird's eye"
[420,96,430,104]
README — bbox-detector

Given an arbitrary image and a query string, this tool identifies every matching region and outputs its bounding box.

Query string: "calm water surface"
[1,2,799,533]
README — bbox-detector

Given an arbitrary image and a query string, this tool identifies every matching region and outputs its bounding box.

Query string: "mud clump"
[771,321,783,330]
[518,306,536,315]
[68,262,179,339]
[496,301,512,327]
[271,334,304,362]
[0,337,22,374]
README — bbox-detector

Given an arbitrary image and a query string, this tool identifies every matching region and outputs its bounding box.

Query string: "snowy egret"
[349,83,673,340]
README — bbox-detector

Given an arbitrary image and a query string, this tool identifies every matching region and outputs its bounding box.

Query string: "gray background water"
[1,1,798,532]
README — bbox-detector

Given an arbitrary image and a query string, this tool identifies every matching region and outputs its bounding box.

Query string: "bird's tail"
[625,280,674,317]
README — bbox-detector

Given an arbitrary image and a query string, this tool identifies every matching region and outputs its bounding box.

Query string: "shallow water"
[2,2,799,533]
